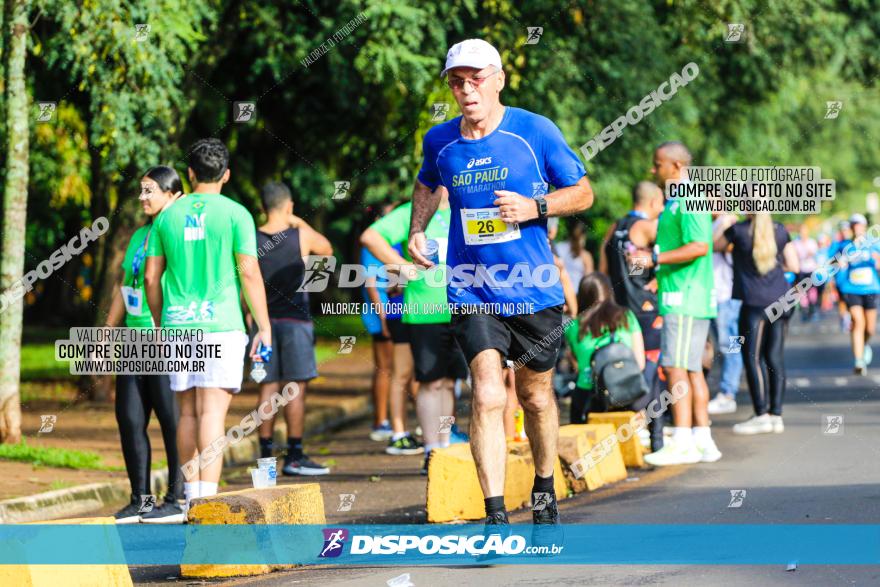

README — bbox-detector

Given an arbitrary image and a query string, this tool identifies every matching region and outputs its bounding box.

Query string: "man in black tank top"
[599,181,666,450]
[251,182,334,475]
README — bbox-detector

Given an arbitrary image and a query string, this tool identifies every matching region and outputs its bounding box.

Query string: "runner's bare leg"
[514,366,557,477]
[469,349,507,498]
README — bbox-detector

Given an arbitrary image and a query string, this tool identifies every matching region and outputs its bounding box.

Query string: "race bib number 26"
[460,208,521,245]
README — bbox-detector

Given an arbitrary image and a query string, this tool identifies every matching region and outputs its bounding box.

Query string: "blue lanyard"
[629,210,648,220]
[130,229,150,288]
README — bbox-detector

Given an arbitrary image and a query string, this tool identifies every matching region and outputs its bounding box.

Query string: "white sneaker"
[732,414,774,435]
[644,438,702,467]
[707,393,737,415]
[696,437,723,462]
[770,415,784,433]
[865,345,874,366]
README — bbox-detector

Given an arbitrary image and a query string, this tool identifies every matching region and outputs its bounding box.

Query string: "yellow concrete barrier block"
[557,425,605,492]
[565,423,628,484]
[0,517,132,587]
[588,412,645,468]
[426,442,567,523]
[181,484,325,579]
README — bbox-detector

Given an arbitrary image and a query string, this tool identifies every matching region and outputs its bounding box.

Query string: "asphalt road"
[132,315,879,586]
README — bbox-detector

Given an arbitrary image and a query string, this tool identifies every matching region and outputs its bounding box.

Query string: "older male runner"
[408,39,593,526]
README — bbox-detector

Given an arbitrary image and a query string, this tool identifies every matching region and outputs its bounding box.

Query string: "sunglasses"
[446,69,500,91]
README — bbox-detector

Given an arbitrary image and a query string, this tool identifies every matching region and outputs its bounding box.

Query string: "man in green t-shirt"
[360,187,468,473]
[145,139,272,507]
[633,141,721,467]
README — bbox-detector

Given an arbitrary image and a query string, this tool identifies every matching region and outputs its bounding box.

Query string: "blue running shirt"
[829,239,880,295]
[418,107,586,315]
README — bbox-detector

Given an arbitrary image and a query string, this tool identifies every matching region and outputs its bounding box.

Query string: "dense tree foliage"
[4,0,880,329]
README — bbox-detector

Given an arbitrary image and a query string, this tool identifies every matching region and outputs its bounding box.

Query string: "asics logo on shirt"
[466,156,492,169]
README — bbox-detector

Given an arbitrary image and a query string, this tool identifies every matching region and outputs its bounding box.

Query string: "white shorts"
[168,330,248,393]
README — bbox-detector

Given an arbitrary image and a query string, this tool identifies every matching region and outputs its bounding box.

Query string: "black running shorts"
[452,305,564,372]
[408,323,469,382]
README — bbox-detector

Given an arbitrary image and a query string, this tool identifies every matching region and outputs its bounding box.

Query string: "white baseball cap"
[849,213,867,225]
[441,39,503,78]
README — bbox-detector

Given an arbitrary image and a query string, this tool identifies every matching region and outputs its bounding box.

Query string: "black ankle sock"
[288,437,303,460]
[484,496,506,516]
[533,473,555,494]
[259,437,273,458]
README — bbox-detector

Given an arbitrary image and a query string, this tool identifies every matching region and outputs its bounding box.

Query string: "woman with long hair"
[564,272,645,424]
[714,213,799,434]
[105,166,184,523]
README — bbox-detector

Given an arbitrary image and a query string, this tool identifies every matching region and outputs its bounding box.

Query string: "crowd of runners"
[101,38,876,530]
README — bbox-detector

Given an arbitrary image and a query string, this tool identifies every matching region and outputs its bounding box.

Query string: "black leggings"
[738,305,787,416]
[115,375,182,500]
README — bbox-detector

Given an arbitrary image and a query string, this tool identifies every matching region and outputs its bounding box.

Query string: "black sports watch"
[535,196,548,219]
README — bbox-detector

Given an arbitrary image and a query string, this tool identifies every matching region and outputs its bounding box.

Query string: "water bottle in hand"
[423,239,440,265]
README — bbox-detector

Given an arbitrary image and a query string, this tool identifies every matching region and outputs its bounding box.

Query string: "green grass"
[0,438,118,471]
[21,343,73,381]
[49,480,75,491]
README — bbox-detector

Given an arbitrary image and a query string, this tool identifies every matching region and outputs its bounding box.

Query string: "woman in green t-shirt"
[105,166,184,524]
[564,272,645,424]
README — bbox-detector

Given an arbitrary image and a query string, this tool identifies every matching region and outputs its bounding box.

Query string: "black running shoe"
[475,510,510,564]
[531,491,559,525]
[113,496,142,525]
[385,434,424,456]
[140,498,186,524]
[282,454,330,476]
[531,491,563,556]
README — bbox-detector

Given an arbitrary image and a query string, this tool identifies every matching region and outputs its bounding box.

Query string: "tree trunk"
[0,0,31,444]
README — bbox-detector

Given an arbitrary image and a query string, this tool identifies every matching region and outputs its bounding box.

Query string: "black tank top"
[605,213,657,314]
[257,228,310,320]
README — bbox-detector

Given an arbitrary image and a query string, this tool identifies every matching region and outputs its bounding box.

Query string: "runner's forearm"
[410,180,441,234]
[105,281,126,327]
[237,254,271,333]
[144,257,165,328]
[361,228,408,266]
[658,241,709,265]
[546,176,594,217]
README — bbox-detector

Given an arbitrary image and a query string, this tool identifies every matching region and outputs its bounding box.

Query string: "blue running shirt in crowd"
[829,238,880,295]
[417,106,586,315]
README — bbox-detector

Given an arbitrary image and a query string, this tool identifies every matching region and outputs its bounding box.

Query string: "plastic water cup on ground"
[256,457,277,486]
[249,467,269,489]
